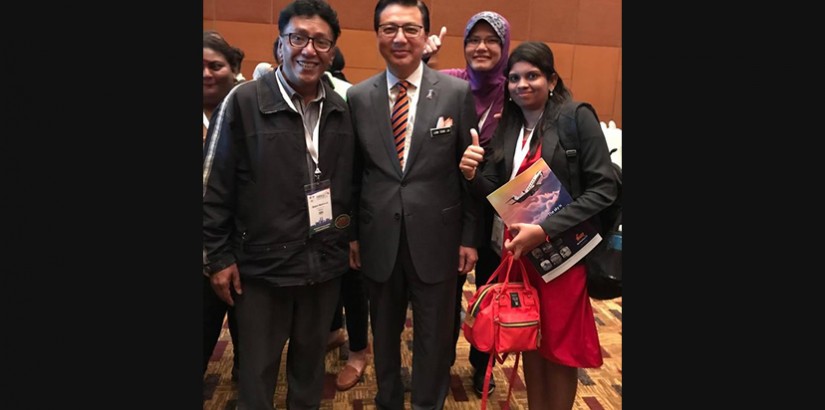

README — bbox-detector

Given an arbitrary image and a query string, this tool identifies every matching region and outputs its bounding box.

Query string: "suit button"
[394,213,400,221]
[401,182,407,187]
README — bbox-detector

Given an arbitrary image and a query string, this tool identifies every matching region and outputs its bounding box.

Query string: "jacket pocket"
[319,228,349,263]
[359,204,373,225]
[441,203,461,224]
[242,238,306,254]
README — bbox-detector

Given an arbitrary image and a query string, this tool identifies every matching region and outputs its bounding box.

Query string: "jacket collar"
[502,100,565,177]
[541,100,564,133]
[256,70,347,115]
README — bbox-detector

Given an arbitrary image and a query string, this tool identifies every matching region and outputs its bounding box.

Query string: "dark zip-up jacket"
[203,71,355,286]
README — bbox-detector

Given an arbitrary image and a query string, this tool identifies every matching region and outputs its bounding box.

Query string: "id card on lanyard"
[301,110,332,236]
[305,179,332,235]
[299,108,332,237]
[304,107,332,236]
[492,125,538,252]
[276,74,333,236]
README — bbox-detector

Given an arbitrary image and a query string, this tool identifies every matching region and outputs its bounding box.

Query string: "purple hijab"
[441,11,511,147]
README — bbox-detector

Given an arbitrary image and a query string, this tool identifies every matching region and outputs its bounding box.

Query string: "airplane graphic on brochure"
[487,158,602,283]
[506,170,543,204]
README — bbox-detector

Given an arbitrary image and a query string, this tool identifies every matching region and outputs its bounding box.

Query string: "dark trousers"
[234,276,341,410]
[468,246,501,370]
[367,225,456,410]
[203,275,239,375]
[329,267,370,352]
[452,203,501,372]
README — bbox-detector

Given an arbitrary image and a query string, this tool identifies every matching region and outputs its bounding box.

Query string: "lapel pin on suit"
[426,89,435,100]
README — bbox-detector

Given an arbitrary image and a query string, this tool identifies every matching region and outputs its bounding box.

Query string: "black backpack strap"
[556,101,598,199]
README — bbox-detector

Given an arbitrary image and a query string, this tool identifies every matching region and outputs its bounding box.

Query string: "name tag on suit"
[429,127,452,137]
[430,116,453,137]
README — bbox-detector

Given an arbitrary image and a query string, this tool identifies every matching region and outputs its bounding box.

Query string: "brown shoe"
[335,363,365,391]
[326,330,347,352]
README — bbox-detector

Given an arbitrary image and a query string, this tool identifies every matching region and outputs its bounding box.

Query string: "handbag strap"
[480,354,494,410]
[493,254,534,293]
[481,256,535,410]
[480,351,521,410]
[483,253,510,286]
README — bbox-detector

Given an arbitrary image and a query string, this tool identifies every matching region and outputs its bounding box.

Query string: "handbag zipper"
[498,320,539,327]
[469,283,530,317]
[469,286,497,317]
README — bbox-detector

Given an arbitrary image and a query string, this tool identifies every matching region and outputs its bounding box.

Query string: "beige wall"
[204,0,622,127]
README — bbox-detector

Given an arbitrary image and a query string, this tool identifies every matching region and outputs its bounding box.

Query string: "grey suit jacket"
[347,65,481,284]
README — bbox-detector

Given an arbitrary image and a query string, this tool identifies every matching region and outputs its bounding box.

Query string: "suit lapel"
[540,103,563,170]
[369,73,403,176]
[406,67,439,173]
[503,122,518,178]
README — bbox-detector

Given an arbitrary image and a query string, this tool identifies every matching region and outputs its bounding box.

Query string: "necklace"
[523,110,543,134]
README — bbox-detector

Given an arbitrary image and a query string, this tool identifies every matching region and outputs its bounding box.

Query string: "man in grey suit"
[346,1,481,409]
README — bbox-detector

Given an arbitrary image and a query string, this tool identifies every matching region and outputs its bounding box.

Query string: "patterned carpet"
[203,273,622,409]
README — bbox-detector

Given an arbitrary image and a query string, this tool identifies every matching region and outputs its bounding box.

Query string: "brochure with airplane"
[486,158,602,283]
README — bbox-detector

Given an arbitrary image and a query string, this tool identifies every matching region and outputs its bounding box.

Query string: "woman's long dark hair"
[488,41,571,163]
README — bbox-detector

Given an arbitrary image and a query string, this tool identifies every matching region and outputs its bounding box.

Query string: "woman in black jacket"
[459,41,618,410]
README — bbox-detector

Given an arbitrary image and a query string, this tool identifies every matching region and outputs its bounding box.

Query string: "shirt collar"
[386,62,424,93]
[275,66,326,105]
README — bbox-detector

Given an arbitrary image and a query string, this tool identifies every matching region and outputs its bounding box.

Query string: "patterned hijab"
[464,11,510,146]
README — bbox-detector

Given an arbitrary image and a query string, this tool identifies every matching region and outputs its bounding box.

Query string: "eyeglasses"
[281,33,334,52]
[377,24,424,38]
[466,36,502,48]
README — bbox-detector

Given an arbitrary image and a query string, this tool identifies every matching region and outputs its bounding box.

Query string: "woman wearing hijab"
[427,10,511,396]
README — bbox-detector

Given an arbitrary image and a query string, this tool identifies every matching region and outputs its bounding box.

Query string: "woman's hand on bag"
[504,223,546,259]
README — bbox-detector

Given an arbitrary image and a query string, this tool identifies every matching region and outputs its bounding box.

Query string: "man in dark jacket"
[202,1,353,408]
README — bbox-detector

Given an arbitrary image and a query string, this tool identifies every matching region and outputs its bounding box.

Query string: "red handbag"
[463,254,541,409]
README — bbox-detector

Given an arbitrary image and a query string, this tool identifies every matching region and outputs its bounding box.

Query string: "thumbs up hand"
[423,26,447,59]
[460,128,485,181]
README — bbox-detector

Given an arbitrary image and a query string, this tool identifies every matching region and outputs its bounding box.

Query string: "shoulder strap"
[556,101,598,198]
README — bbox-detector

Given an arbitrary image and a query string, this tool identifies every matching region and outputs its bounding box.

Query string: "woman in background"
[202,29,244,381]
[425,11,511,396]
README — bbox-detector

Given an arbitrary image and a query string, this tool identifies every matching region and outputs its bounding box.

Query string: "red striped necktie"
[391,80,411,168]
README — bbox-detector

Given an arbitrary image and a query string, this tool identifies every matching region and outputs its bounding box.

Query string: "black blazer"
[472,99,618,238]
